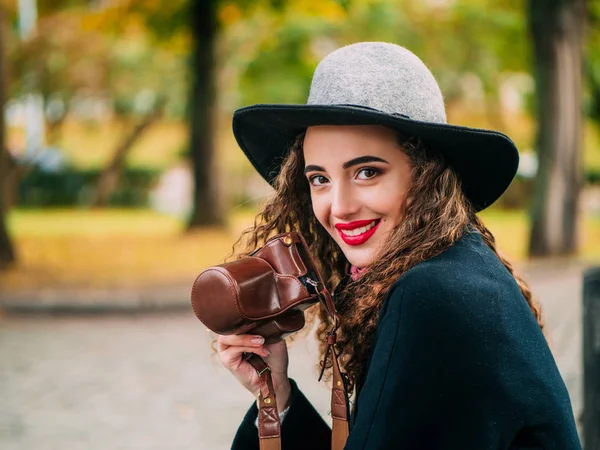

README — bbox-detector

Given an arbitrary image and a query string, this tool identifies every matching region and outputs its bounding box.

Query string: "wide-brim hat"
[232,42,519,211]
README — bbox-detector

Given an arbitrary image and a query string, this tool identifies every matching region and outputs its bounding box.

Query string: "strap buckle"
[256,365,271,377]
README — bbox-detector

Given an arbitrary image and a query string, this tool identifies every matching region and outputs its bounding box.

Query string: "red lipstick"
[334,219,381,246]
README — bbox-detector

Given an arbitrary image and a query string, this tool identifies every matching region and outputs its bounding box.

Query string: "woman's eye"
[356,168,379,180]
[309,175,329,186]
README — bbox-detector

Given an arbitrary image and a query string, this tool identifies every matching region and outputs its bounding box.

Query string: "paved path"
[0,263,588,449]
[0,312,331,450]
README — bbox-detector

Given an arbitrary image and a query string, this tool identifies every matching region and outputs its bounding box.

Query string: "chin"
[329,232,382,268]
[342,248,376,269]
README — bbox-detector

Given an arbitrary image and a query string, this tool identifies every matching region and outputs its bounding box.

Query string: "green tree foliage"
[10,13,109,142]
[222,0,530,114]
[9,2,189,129]
[586,0,600,126]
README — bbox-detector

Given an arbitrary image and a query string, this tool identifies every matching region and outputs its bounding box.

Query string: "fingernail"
[252,336,265,345]
[263,348,271,356]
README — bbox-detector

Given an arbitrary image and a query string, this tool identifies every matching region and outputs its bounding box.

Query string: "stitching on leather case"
[191,269,215,326]
[214,266,243,320]
[236,257,278,320]
[191,267,240,331]
[276,274,310,296]
[241,273,316,321]
[259,233,309,277]
[294,233,327,286]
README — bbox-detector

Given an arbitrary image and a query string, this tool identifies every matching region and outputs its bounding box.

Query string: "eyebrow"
[342,156,389,169]
[304,156,389,175]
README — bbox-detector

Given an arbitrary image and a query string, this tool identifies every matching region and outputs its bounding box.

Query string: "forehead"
[303,125,400,164]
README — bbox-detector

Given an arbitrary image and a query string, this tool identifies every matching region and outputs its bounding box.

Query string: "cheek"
[310,194,331,229]
[366,179,408,223]
[382,191,408,223]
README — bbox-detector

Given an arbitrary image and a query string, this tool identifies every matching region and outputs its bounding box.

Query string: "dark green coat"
[232,231,581,449]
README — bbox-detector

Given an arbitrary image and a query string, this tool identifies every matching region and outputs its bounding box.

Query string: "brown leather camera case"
[191,232,322,343]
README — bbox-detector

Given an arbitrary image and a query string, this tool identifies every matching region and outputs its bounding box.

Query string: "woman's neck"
[350,265,367,281]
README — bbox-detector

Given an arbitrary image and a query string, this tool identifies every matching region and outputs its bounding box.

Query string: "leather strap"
[332,419,350,450]
[311,286,351,449]
[247,282,350,450]
[247,354,282,450]
[325,332,350,450]
[316,286,350,450]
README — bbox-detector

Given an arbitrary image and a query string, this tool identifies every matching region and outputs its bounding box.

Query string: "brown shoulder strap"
[247,286,350,450]
[327,332,350,450]
[247,354,282,450]
[317,287,350,449]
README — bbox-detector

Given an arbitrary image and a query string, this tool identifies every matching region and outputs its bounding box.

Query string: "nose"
[330,182,359,220]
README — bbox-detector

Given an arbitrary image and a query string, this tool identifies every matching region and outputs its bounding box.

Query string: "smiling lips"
[335,219,381,246]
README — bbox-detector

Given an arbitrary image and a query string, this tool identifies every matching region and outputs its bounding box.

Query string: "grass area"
[2,209,241,290]
[2,208,599,291]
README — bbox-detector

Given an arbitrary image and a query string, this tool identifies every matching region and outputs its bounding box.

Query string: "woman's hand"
[217,334,291,412]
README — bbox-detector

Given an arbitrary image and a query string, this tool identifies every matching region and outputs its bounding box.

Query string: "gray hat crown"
[307,42,447,124]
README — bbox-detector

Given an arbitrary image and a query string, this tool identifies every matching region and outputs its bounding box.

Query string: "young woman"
[215,42,581,449]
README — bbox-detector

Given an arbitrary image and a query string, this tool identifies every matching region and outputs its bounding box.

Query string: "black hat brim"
[232,104,519,212]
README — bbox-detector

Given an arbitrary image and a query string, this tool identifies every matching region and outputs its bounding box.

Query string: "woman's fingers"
[219,345,271,368]
[217,334,265,351]
[215,335,289,398]
[217,334,270,369]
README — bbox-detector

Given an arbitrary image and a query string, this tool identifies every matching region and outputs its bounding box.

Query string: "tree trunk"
[586,61,600,126]
[93,105,163,207]
[0,7,16,269]
[187,0,223,228]
[0,150,16,269]
[527,0,586,257]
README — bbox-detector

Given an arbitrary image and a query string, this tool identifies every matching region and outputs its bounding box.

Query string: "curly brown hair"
[231,131,544,396]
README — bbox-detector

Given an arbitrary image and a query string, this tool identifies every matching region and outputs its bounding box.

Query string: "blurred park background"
[0,0,599,449]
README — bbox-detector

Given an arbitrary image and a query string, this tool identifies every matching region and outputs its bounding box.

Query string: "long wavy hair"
[231,131,543,396]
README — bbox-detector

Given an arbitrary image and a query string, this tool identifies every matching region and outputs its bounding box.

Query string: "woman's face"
[303,125,412,268]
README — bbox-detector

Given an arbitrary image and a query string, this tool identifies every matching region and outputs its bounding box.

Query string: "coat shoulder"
[384,231,526,325]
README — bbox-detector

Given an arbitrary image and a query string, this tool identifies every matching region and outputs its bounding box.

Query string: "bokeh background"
[0,0,599,449]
